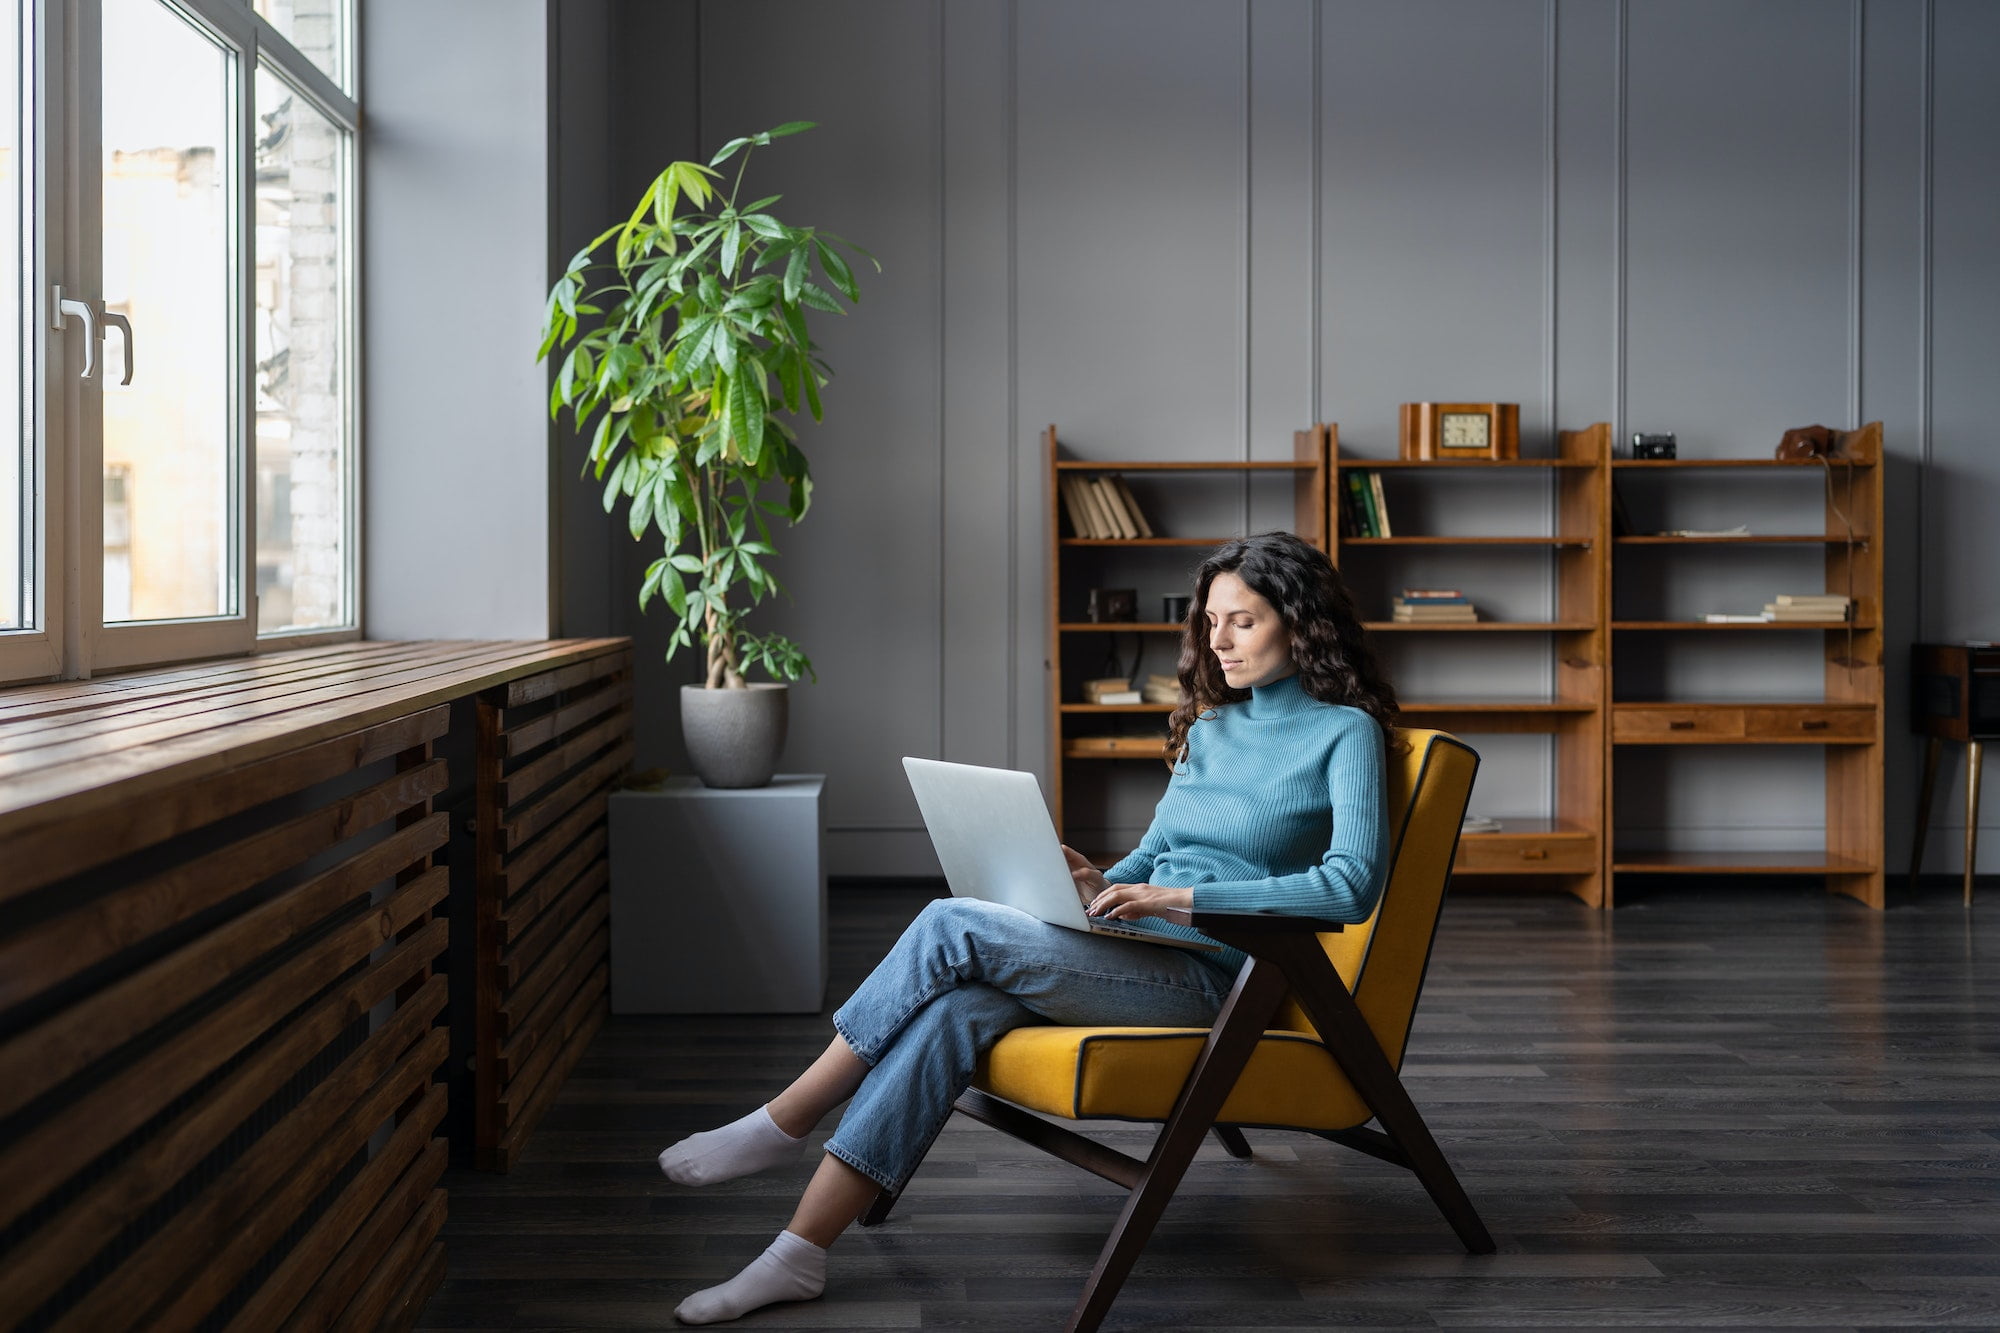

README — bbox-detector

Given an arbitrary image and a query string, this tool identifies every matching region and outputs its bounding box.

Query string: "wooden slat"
[3,706,448,902]
[234,1131,446,1333]
[0,970,447,1322]
[0,871,447,1233]
[0,638,627,837]
[499,960,608,1118]
[0,813,447,1119]
[500,823,607,942]
[0,758,446,1007]
[499,859,608,991]
[94,1064,449,1333]
[499,903,609,1041]
[0,641,406,717]
[0,640,538,764]
[497,788,611,899]
[499,740,633,853]
[342,1232,446,1333]
[492,1003,605,1170]
[496,706,633,808]
[0,640,444,736]
[497,943,605,1086]
[499,674,634,758]
[498,648,630,709]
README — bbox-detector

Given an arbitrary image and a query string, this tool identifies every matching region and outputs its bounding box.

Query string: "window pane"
[2,6,23,631]
[255,66,348,633]
[252,0,346,93]
[101,0,235,623]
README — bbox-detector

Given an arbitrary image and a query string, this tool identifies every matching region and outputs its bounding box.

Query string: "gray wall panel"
[1622,0,1853,452]
[1320,0,1552,458]
[700,1,946,874]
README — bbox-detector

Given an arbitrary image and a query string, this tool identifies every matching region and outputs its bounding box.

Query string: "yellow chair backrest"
[1267,728,1478,1069]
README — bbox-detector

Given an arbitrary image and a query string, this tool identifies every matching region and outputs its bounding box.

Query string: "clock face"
[1440,412,1491,451]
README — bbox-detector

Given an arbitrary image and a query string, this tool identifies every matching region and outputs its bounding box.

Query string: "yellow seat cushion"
[977,1023,1372,1132]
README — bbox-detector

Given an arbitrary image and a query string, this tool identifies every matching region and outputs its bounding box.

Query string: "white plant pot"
[679,682,788,788]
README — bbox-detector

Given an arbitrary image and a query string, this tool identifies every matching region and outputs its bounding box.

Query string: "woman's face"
[1204,571,1294,690]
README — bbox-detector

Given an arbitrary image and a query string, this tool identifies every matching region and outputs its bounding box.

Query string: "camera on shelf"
[1630,433,1677,460]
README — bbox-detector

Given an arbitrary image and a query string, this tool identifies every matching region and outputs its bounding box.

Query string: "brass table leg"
[1967,740,1985,908]
[1911,736,1942,891]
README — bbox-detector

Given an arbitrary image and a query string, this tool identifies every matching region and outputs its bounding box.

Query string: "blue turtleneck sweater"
[1101,673,1390,970]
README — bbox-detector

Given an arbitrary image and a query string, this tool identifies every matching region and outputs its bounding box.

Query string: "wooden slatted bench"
[0,639,632,1332]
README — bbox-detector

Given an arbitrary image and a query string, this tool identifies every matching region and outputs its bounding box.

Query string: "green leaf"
[640,557,669,610]
[798,282,843,314]
[708,135,755,167]
[767,120,816,138]
[803,360,824,421]
[783,247,808,305]
[628,477,654,537]
[720,222,741,278]
[740,213,786,241]
[669,553,704,574]
[662,569,688,617]
[816,240,858,302]
[730,367,763,464]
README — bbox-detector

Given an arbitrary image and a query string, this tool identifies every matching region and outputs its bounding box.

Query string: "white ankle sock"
[674,1229,826,1325]
[657,1105,807,1186]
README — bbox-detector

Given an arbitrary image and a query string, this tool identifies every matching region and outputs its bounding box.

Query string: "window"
[1,0,357,684]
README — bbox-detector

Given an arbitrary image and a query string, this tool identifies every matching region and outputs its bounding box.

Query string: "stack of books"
[1059,474,1155,540]
[1763,593,1851,622]
[1340,471,1393,538]
[1392,589,1477,623]
[1082,676,1141,705]
[1141,673,1179,706]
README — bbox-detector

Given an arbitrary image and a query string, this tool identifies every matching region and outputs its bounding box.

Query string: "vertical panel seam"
[1007,0,1019,768]
[1849,0,1863,428]
[1614,0,1627,446]
[1310,0,1322,427]
[1918,0,1933,641]
[1543,0,1558,781]
[936,0,948,762]
[1241,0,1252,537]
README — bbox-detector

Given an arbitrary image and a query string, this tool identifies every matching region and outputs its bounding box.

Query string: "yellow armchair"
[860,728,1491,1332]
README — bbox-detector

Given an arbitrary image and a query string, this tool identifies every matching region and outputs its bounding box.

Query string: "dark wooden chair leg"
[1265,935,1495,1255]
[1065,960,1289,1333]
[1212,1125,1252,1159]
[858,1187,900,1227]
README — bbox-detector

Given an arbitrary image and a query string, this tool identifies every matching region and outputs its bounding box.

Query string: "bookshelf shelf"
[1612,457,1877,470]
[1612,620,1873,631]
[1047,426,1331,845]
[1341,458,1597,470]
[1365,621,1599,632]
[1610,850,1877,874]
[1616,534,1870,545]
[1344,536,1594,548]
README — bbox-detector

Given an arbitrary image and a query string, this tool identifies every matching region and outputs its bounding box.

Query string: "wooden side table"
[1908,643,1999,904]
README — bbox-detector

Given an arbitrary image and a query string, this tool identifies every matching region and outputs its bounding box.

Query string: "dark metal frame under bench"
[0,638,631,1332]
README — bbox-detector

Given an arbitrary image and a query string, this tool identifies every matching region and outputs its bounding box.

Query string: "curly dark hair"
[1165,532,1398,766]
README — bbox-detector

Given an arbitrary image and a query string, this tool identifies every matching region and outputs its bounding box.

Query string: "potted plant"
[539,122,872,787]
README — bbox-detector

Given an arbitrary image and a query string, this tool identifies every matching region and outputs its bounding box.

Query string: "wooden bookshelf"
[1045,425,1331,849]
[1332,422,1612,906]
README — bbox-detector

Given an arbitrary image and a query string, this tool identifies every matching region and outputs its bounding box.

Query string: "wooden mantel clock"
[1400,402,1520,460]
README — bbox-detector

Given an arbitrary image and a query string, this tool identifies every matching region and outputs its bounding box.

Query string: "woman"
[662,530,1399,1324]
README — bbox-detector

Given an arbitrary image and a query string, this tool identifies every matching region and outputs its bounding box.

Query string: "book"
[1086,689,1142,705]
[1346,473,1377,537]
[1093,476,1137,539]
[1397,589,1469,603]
[1078,476,1118,538]
[1774,593,1851,607]
[1111,476,1155,538]
[1058,475,1096,538]
[1064,475,1110,538]
[1460,814,1504,834]
[1763,606,1849,622]
[1146,672,1179,690]
[1368,472,1393,538]
[1393,608,1478,622]
[1141,683,1179,705]
[1704,613,1766,623]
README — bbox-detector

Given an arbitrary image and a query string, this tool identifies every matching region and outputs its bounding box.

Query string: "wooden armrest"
[1154,906,1346,935]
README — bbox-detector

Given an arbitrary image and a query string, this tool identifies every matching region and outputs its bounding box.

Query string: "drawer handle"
[1800,719,1829,731]
[1520,848,1548,860]
[1668,720,1695,731]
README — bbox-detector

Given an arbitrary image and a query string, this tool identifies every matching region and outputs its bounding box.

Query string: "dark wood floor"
[419,881,2000,1330]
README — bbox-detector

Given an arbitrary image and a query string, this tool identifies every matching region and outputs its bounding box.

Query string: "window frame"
[0,0,360,686]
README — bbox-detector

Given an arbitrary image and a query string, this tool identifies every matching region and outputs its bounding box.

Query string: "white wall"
[361,0,552,639]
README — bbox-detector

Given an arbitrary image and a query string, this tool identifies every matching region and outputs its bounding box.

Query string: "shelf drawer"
[1743,707,1875,741]
[1614,706,1745,741]
[1454,835,1597,874]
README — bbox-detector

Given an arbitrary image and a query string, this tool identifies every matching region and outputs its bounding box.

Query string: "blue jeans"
[824,897,1239,1192]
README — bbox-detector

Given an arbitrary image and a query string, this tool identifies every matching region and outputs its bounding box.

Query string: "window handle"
[52,285,100,380]
[102,312,134,386]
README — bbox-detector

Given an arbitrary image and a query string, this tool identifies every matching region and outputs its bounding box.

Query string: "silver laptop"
[902,757,1221,953]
